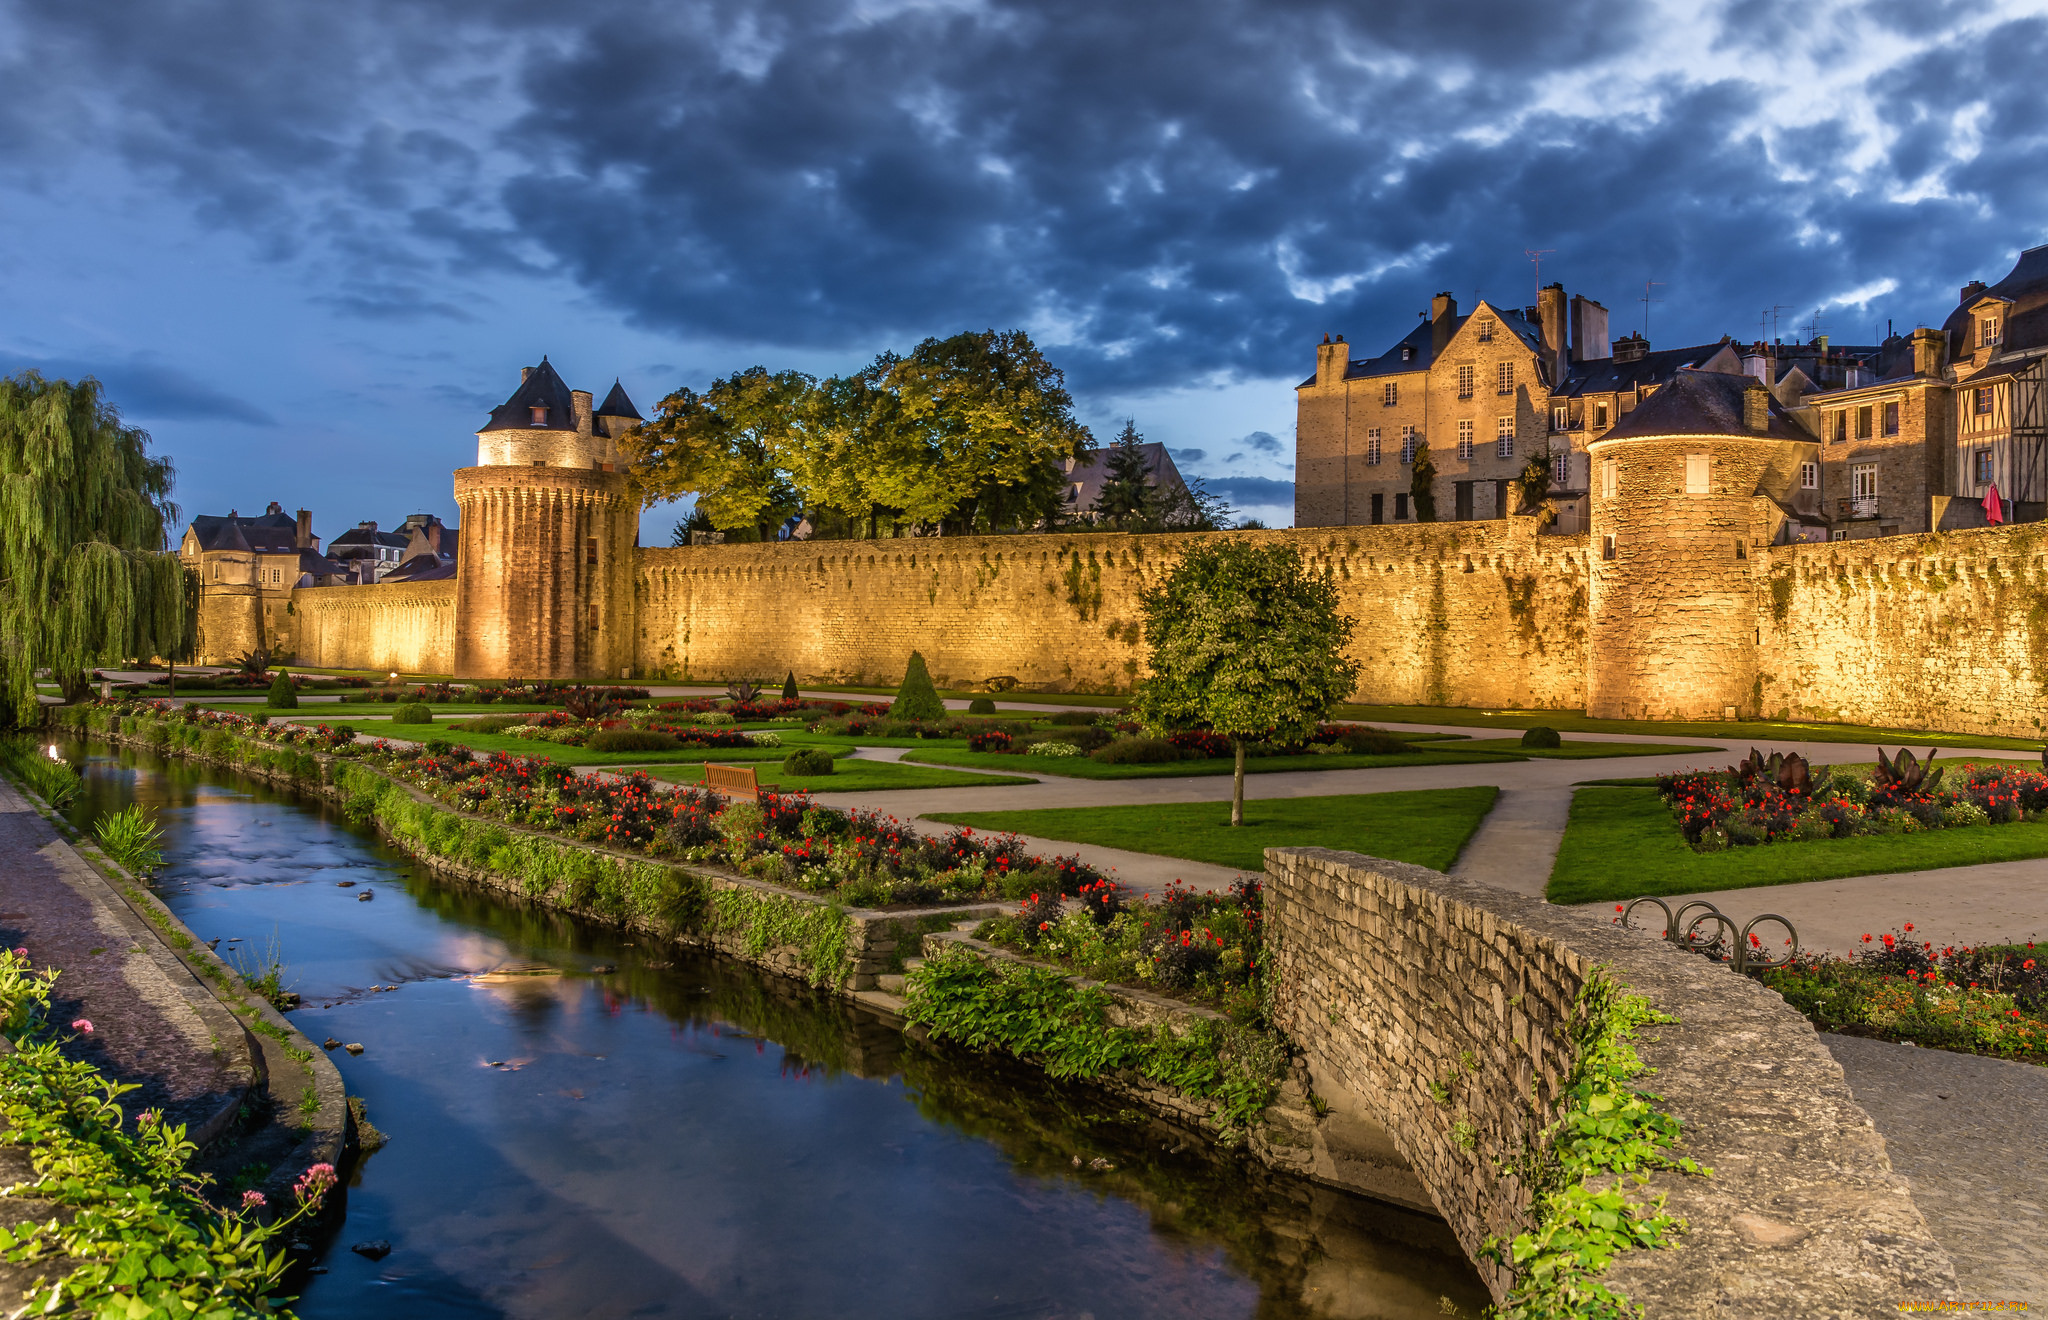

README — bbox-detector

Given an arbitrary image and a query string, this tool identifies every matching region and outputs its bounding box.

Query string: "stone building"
[1945,244,2048,522]
[178,503,348,660]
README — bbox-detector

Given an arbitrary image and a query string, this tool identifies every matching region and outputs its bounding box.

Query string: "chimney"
[1538,283,1567,379]
[1430,292,1457,358]
[572,390,594,435]
[295,509,313,550]
[521,367,532,384]
[426,522,441,554]
[1613,332,1648,364]
[1314,334,1350,387]
[1743,382,1771,433]
[1911,326,1946,377]
[1569,294,1610,363]
[358,520,377,533]
[1960,280,1988,306]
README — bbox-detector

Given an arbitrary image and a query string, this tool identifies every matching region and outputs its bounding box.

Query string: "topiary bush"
[967,697,996,715]
[391,702,435,725]
[266,668,298,709]
[450,715,526,734]
[587,729,679,753]
[890,650,946,721]
[781,671,799,701]
[1521,725,1562,748]
[1092,737,1182,764]
[781,747,836,776]
[1331,725,1411,754]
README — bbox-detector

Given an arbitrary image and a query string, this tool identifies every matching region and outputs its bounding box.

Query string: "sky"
[2,0,2045,541]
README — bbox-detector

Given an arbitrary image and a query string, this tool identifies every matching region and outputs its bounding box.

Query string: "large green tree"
[1135,542,1359,825]
[622,368,811,541]
[0,373,187,726]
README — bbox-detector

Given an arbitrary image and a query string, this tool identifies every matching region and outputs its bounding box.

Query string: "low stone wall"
[1264,846,1957,1314]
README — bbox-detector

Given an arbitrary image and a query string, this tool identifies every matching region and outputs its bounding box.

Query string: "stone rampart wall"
[634,524,1590,704]
[1263,846,1954,1314]
[290,579,457,675]
[1759,523,2048,737]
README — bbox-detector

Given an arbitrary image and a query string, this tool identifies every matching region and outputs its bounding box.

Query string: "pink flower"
[9,947,24,958]
[294,1162,338,1208]
[137,1109,160,1127]
[242,1190,267,1211]
[71,1018,93,1034]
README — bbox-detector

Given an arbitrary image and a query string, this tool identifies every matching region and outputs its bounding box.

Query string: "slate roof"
[186,511,299,553]
[1296,305,1547,388]
[296,550,350,580]
[480,357,580,433]
[382,554,457,583]
[1556,344,1737,397]
[1063,442,1188,511]
[328,526,410,553]
[1945,244,2048,360]
[596,380,643,421]
[1596,368,1810,443]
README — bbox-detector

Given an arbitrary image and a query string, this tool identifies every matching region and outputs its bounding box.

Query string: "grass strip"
[904,746,1522,779]
[643,760,1036,792]
[308,722,797,764]
[1546,785,2048,904]
[1445,738,1722,760]
[928,786,1499,873]
[1336,703,2042,752]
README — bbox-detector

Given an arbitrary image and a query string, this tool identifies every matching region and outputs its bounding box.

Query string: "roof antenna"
[1525,248,1555,301]
[1640,280,1665,337]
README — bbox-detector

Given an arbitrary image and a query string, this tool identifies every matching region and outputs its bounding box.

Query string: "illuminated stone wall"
[290,579,457,676]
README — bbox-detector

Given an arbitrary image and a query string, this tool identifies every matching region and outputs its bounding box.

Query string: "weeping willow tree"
[0,372,187,728]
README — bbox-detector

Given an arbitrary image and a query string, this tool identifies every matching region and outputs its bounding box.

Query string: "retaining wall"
[290,578,457,675]
[1264,846,1956,1314]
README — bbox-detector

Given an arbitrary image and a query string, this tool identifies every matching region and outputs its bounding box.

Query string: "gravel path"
[1826,1033,2048,1301]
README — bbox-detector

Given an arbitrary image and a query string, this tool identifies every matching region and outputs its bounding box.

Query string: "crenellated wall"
[633,524,1590,704]
[291,579,457,675]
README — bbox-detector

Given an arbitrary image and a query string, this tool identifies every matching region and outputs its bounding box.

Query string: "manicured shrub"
[1092,737,1182,764]
[781,671,799,701]
[391,703,435,725]
[967,697,997,715]
[450,715,526,734]
[781,747,836,776]
[1521,725,1562,748]
[890,650,946,721]
[587,729,679,753]
[266,668,298,709]
[1329,725,1412,755]
[1047,710,1106,726]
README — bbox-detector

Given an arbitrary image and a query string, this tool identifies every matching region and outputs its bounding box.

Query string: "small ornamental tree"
[266,668,297,708]
[1135,542,1359,825]
[1409,440,1437,522]
[781,670,799,701]
[890,651,946,721]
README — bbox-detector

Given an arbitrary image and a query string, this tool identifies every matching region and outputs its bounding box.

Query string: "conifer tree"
[890,651,946,721]
[267,668,298,709]
[1409,441,1438,522]
[0,373,185,726]
[1091,420,1155,530]
[781,670,799,701]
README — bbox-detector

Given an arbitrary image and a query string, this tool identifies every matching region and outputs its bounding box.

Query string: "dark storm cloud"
[1207,475,1294,506]
[1,352,276,426]
[2,0,2044,394]
[1238,431,1283,457]
[1169,447,1206,464]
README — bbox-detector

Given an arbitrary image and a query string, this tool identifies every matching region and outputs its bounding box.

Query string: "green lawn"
[219,702,563,716]
[1338,704,2042,753]
[1546,785,2048,904]
[903,746,1522,779]
[308,722,808,766]
[644,760,1036,793]
[1441,738,1721,760]
[813,685,1132,710]
[927,786,1500,874]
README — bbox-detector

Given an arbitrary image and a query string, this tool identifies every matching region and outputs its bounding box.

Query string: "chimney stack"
[1430,292,1457,358]
[295,509,314,550]
[1910,326,1946,378]
[572,390,594,435]
[1314,334,1350,388]
[1537,283,1567,380]
[1960,280,1988,306]
[1569,295,1610,362]
[521,366,532,384]
[1613,332,1648,364]
[1743,382,1771,433]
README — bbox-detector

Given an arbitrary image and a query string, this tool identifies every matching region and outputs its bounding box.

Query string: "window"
[1830,529,1847,541]
[588,602,600,632]
[1855,405,1873,440]
[1975,448,1993,484]
[1394,492,1409,520]
[1684,453,1709,495]
[1495,416,1513,459]
[1496,362,1515,395]
[529,405,548,427]
[1800,461,1818,490]
[1882,401,1899,436]
[1552,450,1569,485]
[1401,346,1413,362]
[1400,426,1417,464]
[1594,402,1609,428]
[1457,365,1475,399]
[1981,315,2001,348]
[1477,320,1494,343]
[1370,493,1384,525]
[1828,410,1847,443]
[1383,381,1399,407]
[1457,419,1474,459]
[1601,459,1617,498]
[1851,464,1877,499]
[1551,405,1568,431]
[1365,428,1381,465]
[1975,386,1994,416]
[1601,533,1616,561]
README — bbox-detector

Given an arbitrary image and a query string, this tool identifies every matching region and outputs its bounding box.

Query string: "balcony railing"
[1851,497,1877,519]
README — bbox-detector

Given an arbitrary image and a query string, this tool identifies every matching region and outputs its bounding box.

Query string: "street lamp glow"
[45,744,60,761]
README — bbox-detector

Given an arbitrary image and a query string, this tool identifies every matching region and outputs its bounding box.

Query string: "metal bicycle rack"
[1618,897,1800,975]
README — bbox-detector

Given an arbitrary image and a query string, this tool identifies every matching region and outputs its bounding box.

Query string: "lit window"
[1400,426,1417,465]
[1685,453,1709,495]
[1477,320,1494,343]
[1800,461,1818,490]
[1496,362,1515,396]
[1882,401,1899,436]
[1601,459,1616,498]
[1594,402,1609,428]
[530,405,548,427]
[1552,405,1568,431]
[1981,315,2001,347]
[1975,448,1993,484]
[1851,464,1877,499]
[1496,417,1514,459]
[1365,429,1381,466]
[1829,411,1847,443]
[1457,365,1474,399]
[1457,420,1474,460]
[1855,406,1873,440]
[1383,381,1399,407]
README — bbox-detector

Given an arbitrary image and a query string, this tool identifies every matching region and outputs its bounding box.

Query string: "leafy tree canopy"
[624,368,810,541]
[0,373,186,726]
[1135,542,1359,823]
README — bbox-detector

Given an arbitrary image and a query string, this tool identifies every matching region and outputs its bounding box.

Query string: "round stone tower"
[1586,369,1815,720]
[454,360,645,680]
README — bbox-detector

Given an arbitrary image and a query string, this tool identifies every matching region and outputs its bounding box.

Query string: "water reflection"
[61,740,1488,1320]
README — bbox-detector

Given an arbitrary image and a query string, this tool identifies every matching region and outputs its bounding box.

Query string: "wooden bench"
[701,763,761,800]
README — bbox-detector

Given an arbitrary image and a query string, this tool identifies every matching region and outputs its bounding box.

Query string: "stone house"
[327,521,412,581]
[177,503,349,660]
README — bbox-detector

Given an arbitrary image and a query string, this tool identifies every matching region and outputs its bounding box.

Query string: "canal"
[60,738,1488,1320]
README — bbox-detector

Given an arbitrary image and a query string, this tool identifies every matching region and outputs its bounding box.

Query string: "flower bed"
[1760,924,2048,1062]
[979,878,1264,1021]
[1657,752,2048,852]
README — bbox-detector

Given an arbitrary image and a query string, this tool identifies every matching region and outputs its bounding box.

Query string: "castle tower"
[1586,370,1817,719]
[454,360,644,679]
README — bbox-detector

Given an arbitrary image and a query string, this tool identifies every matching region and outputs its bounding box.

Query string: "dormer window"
[1980,315,2001,348]
[530,406,548,427]
[1401,346,1413,362]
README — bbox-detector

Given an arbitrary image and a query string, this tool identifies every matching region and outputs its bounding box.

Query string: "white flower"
[1029,741,1082,758]
[748,731,783,747]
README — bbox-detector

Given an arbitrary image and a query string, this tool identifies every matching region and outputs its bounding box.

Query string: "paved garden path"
[1825,1033,2048,1300]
